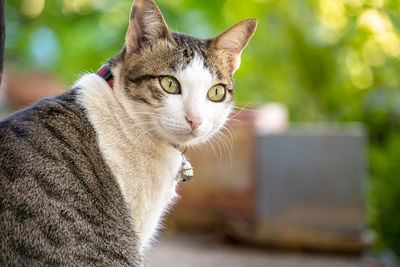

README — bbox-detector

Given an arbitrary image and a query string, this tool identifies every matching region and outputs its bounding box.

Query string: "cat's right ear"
[211,19,257,73]
[125,0,176,53]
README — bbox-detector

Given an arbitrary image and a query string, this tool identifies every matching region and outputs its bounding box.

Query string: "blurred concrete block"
[257,124,366,226]
[230,123,369,252]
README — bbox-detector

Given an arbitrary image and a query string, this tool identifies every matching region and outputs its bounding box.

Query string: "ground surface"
[146,232,384,267]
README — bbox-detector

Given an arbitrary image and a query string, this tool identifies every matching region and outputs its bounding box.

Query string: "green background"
[5,0,400,259]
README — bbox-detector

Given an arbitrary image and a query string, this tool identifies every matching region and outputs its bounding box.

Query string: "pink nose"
[185,116,202,131]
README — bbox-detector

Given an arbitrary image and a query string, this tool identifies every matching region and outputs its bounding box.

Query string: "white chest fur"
[76,74,181,250]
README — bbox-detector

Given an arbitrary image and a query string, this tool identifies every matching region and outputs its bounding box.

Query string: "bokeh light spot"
[20,0,45,18]
[317,0,348,30]
[29,27,60,69]
[345,49,373,89]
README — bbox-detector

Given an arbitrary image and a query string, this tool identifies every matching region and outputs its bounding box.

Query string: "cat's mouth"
[156,118,208,145]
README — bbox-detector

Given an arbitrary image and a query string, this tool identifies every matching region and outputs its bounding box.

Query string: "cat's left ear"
[211,19,258,73]
[125,0,176,53]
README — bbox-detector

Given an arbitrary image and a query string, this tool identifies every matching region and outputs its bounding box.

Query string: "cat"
[0,0,256,265]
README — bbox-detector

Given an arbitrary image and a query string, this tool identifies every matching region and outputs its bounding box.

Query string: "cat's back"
[0,89,140,266]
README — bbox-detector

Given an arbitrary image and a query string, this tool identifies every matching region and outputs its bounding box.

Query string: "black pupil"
[169,80,173,88]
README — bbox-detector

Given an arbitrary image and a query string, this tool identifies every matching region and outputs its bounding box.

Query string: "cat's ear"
[211,19,257,73]
[125,0,176,53]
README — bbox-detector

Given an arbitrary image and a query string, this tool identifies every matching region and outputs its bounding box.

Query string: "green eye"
[160,76,180,94]
[208,85,226,102]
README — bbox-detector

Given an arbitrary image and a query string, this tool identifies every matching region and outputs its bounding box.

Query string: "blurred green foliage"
[5,0,400,258]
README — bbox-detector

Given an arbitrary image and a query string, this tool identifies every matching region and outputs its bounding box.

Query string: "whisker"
[233,103,255,112]
[207,137,220,163]
[229,104,256,121]
[226,118,244,127]
[221,124,235,142]
[210,134,223,167]
[215,131,233,167]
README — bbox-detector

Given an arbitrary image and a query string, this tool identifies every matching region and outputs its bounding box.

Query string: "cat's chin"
[157,131,207,147]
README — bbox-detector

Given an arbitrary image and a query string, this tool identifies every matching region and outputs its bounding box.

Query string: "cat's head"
[111,0,256,146]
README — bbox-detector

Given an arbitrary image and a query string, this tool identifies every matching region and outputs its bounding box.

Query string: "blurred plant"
[369,133,400,256]
[4,0,400,259]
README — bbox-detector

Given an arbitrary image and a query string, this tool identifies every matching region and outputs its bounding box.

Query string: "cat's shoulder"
[1,88,81,125]
[0,88,92,144]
